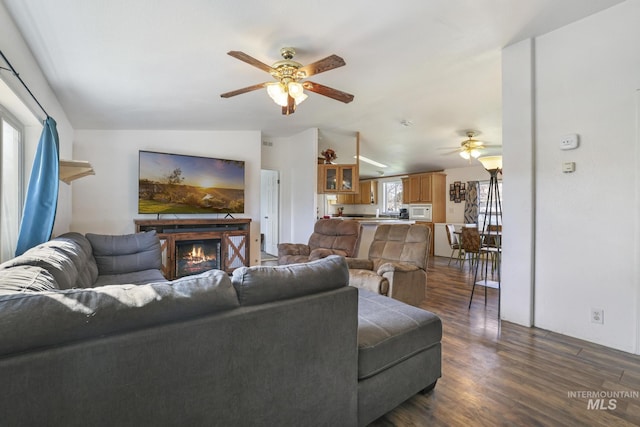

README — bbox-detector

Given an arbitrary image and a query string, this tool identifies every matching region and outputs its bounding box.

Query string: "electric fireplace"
[135,219,251,279]
[175,239,221,278]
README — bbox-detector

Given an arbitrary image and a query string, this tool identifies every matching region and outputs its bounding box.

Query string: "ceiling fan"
[220,47,354,115]
[441,131,501,161]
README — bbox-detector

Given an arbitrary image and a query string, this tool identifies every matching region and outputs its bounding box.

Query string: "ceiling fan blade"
[298,54,346,77]
[282,95,296,115]
[227,51,274,73]
[440,149,462,155]
[302,81,354,104]
[220,83,268,98]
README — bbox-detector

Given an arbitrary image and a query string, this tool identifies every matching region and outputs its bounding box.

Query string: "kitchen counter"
[331,216,414,224]
[354,219,415,225]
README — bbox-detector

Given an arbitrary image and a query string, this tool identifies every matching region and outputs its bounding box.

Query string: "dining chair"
[470,224,502,314]
[481,224,501,273]
[459,227,481,269]
[445,224,464,266]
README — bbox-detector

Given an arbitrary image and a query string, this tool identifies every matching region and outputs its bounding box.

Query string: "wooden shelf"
[59,159,94,184]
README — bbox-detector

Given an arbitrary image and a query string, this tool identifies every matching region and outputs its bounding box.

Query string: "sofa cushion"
[86,231,161,275]
[0,266,58,295]
[309,247,348,261]
[0,237,89,290]
[231,255,349,306]
[0,269,238,357]
[95,269,168,287]
[357,289,442,380]
[50,232,99,288]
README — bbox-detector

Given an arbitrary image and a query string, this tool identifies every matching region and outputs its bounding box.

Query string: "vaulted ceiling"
[2,0,624,177]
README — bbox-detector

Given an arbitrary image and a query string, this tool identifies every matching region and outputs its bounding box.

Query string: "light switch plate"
[562,162,576,173]
[560,134,579,150]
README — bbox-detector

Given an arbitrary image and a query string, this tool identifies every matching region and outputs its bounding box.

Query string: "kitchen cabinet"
[318,164,359,194]
[336,179,376,205]
[401,172,446,223]
[408,173,432,203]
[318,130,360,195]
[358,180,377,204]
[337,192,355,204]
[401,178,410,204]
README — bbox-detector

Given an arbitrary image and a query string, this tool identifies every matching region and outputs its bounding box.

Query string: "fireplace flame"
[176,240,220,278]
[184,244,215,264]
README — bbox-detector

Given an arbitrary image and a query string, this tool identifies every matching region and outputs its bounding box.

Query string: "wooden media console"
[135,218,251,279]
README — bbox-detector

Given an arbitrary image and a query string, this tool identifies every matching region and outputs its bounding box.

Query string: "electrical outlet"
[591,308,604,324]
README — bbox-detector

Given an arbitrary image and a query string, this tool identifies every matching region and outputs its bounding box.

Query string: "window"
[382,180,403,214]
[477,179,502,228]
[0,108,24,262]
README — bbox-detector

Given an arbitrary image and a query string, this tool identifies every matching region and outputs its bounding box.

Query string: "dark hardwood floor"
[369,256,640,426]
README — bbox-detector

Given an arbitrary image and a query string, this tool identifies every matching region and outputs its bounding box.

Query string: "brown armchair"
[346,224,431,307]
[277,219,362,265]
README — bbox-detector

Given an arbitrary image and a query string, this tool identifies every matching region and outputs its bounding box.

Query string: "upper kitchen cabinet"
[409,173,432,203]
[402,177,410,204]
[406,172,446,204]
[402,172,446,223]
[318,130,359,194]
[337,179,377,205]
[319,164,357,193]
[358,179,377,204]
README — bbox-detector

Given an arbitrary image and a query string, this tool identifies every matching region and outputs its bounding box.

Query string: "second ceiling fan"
[220,47,354,115]
[441,131,501,161]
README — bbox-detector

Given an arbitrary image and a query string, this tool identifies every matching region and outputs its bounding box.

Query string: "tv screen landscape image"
[138,150,245,214]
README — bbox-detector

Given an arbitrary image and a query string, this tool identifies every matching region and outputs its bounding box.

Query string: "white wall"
[501,38,536,326]
[503,1,640,352]
[444,165,488,223]
[0,2,74,236]
[73,130,262,264]
[262,129,318,244]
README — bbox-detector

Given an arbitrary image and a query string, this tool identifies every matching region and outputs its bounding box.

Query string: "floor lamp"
[469,156,502,316]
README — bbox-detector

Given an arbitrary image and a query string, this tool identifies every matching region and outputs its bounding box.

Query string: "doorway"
[260,169,279,258]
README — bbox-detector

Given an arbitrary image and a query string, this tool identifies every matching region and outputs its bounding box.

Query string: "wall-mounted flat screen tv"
[138,150,245,214]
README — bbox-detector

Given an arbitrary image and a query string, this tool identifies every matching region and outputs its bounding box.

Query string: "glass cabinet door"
[318,164,358,193]
[324,166,338,191]
[340,167,353,191]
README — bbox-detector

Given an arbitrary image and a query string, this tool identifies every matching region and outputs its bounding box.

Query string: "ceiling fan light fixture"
[293,92,308,105]
[459,150,471,160]
[288,82,308,105]
[266,82,288,106]
[470,148,481,158]
[267,81,307,106]
[222,48,353,115]
[287,81,304,97]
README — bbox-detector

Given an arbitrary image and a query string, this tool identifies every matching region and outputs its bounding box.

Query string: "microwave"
[409,204,432,221]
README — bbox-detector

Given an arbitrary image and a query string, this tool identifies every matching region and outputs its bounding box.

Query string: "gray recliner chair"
[346,223,430,307]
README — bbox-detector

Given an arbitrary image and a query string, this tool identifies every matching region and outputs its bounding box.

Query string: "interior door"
[260,169,279,256]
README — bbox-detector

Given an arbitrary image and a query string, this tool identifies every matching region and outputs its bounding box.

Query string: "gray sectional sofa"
[0,231,441,426]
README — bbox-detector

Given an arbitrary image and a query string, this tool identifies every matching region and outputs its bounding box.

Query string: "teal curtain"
[15,117,59,256]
